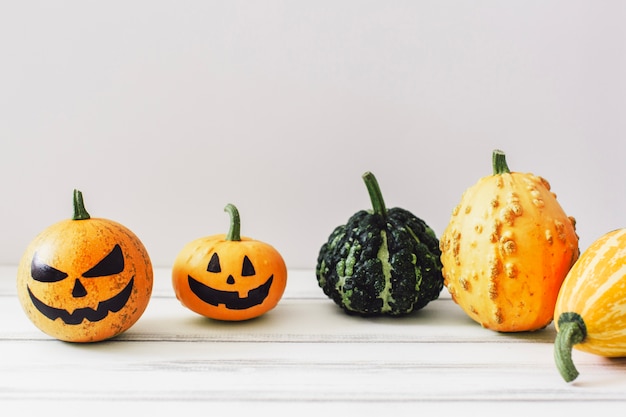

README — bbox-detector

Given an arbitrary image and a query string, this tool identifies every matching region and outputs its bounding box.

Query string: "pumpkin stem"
[362,171,387,218]
[72,189,91,220]
[554,312,587,383]
[224,203,241,241]
[492,149,511,175]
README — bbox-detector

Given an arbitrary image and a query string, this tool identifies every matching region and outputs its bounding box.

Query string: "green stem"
[492,149,511,175]
[554,312,587,382]
[224,203,241,241]
[72,189,91,220]
[362,171,387,218]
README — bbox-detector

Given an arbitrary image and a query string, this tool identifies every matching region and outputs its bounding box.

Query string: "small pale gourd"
[554,228,626,382]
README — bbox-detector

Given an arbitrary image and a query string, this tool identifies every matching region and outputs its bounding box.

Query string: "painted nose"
[72,279,88,297]
[227,275,235,285]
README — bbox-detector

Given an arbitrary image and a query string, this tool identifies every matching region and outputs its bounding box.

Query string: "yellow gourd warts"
[440,149,579,332]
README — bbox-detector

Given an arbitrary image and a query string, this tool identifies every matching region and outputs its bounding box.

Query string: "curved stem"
[554,312,587,382]
[362,171,387,219]
[492,149,511,175]
[224,203,241,241]
[72,189,91,220]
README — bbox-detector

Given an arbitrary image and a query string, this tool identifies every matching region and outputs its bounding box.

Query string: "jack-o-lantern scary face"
[16,190,153,342]
[172,204,287,321]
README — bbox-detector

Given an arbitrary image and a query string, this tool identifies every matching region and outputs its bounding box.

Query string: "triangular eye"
[242,255,256,276]
[207,253,221,273]
[31,253,68,283]
[83,244,125,278]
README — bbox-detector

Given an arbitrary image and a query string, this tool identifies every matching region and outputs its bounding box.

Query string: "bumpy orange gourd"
[440,150,579,332]
[172,203,287,321]
[16,190,153,342]
[554,228,626,382]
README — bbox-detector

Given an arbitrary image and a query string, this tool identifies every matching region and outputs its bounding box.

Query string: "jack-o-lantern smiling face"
[16,190,153,343]
[27,244,134,325]
[172,204,287,321]
[187,253,274,310]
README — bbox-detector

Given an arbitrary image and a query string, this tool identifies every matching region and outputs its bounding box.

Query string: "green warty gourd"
[315,172,444,316]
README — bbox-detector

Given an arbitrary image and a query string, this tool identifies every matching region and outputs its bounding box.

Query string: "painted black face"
[27,244,134,325]
[187,253,273,310]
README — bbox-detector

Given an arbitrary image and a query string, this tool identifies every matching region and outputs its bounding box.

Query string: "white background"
[1,1,624,270]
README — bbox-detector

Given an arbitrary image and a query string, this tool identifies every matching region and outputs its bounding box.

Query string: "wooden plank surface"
[2,266,626,415]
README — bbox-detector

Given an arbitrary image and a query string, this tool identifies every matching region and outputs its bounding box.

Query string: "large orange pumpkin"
[440,150,579,332]
[172,204,287,321]
[16,190,153,342]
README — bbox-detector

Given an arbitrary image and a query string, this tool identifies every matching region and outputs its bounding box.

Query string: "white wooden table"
[2,265,625,415]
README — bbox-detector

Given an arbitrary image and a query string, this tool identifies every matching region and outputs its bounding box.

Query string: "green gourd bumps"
[316,172,444,316]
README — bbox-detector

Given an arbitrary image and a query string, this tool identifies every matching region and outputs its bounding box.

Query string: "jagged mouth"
[27,277,134,325]
[188,275,273,310]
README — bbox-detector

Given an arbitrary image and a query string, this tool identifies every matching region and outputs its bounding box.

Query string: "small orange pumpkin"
[440,150,579,332]
[172,203,287,321]
[16,190,153,342]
